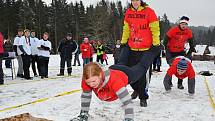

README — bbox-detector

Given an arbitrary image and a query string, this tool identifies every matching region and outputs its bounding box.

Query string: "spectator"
[30,30,40,77]
[37,32,52,79]
[95,40,105,64]
[102,52,108,65]
[80,37,92,66]
[3,38,13,68]
[73,40,81,66]
[113,40,121,64]
[0,32,4,84]
[57,33,78,76]
[13,29,24,78]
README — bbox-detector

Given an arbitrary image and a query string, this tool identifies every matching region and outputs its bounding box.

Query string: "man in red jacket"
[0,32,4,84]
[163,56,195,95]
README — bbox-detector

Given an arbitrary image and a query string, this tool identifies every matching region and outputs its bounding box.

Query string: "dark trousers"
[114,58,119,64]
[38,56,49,77]
[60,57,72,74]
[153,56,161,71]
[0,57,3,84]
[83,58,90,66]
[73,54,81,66]
[21,54,31,79]
[5,59,11,68]
[31,55,39,76]
[96,55,103,64]
[118,45,160,100]
[165,50,185,65]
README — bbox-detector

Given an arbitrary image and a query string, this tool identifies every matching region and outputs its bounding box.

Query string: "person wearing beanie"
[163,15,196,87]
[163,56,195,94]
[118,0,161,107]
[57,33,78,76]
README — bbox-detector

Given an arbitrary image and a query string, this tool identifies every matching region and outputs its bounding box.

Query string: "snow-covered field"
[0,54,215,121]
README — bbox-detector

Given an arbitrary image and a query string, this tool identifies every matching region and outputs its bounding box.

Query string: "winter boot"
[177,84,184,89]
[140,99,147,107]
[131,91,138,99]
[57,69,64,76]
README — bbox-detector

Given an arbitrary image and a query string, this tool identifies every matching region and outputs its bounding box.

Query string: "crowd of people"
[0,30,113,84]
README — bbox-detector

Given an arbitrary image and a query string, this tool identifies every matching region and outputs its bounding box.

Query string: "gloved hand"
[120,43,127,49]
[123,118,134,121]
[70,111,89,121]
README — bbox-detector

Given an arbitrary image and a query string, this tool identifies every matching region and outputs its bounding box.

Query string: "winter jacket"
[81,69,134,120]
[96,45,105,56]
[58,39,78,59]
[80,42,92,59]
[167,57,195,79]
[164,26,195,53]
[0,32,4,56]
[121,5,160,51]
[82,69,128,101]
[102,53,108,60]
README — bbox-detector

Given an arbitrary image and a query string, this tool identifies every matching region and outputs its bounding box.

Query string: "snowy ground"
[0,54,215,121]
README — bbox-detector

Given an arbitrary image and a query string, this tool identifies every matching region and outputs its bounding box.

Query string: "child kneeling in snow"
[71,61,151,121]
[163,56,195,95]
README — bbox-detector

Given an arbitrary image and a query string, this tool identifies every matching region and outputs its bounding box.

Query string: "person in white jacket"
[19,29,32,80]
[37,32,52,79]
[30,30,40,77]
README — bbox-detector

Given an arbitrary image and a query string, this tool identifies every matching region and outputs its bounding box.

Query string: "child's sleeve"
[116,87,134,120]
[80,91,92,113]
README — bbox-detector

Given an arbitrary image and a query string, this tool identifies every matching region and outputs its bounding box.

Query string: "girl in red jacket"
[71,61,152,121]
[163,56,195,95]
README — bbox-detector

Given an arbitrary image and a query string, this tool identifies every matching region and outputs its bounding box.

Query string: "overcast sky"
[44,0,215,27]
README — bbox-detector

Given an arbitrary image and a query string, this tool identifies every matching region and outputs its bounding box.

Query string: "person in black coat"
[57,33,78,76]
[3,38,13,68]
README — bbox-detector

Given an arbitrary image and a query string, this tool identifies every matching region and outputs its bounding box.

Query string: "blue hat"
[177,59,187,70]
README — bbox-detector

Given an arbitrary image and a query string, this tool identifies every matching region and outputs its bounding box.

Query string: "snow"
[194,45,207,55]
[0,54,215,121]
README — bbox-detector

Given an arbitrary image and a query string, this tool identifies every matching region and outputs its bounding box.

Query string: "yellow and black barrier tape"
[0,74,81,87]
[204,76,215,111]
[0,89,81,112]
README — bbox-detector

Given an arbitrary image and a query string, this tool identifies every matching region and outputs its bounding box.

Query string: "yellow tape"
[0,89,81,112]
[0,74,80,87]
[204,76,215,111]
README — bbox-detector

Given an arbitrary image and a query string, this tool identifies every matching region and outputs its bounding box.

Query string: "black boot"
[140,99,147,107]
[57,69,64,76]
[131,91,138,99]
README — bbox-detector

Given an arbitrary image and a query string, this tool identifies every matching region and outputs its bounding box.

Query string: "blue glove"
[70,111,89,121]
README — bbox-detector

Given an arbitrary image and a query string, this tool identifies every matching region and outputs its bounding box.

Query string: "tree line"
[0,0,214,53]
